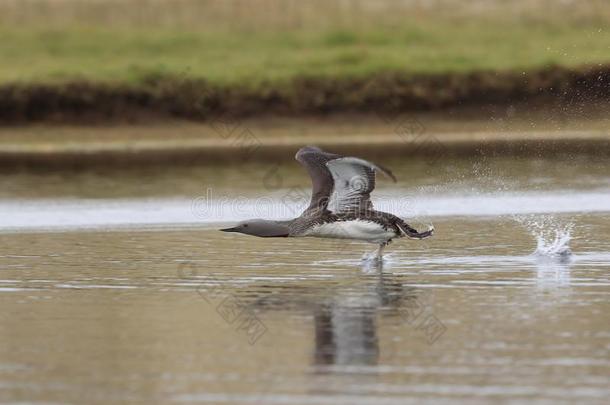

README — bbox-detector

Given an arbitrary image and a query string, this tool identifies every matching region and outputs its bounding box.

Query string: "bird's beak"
[220,227,238,232]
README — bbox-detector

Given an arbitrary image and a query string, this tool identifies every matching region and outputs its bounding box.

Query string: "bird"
[220,146,434,260]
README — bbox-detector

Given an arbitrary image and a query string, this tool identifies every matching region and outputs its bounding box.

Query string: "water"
[1,155,609,404]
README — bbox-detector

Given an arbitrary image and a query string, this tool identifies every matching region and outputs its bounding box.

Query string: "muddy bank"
[1,131,607,170]
[1,65,609,124]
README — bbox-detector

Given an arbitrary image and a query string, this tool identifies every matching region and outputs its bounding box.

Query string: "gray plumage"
[220,146,434,258]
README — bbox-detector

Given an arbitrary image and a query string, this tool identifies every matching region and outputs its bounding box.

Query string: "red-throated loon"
[220,146,434,259]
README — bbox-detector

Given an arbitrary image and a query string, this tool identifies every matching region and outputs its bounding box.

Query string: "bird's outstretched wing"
[295,146,396,214]
[295,146,341,213]
[326,156,396,213]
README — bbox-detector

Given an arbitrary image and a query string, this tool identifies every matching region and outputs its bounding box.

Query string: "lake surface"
[1,155,609,404]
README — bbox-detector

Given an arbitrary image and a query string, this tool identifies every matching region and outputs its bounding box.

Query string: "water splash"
[360,252,399,273]
[534,228,573,259]
[514,214,573,261]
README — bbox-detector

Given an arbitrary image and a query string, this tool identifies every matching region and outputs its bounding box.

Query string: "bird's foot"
[361,242,389,270]
[361,252,384,273]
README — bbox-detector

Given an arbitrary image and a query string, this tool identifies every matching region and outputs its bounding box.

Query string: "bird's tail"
[396,219,435,239]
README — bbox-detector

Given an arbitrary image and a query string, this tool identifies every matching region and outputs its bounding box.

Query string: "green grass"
[1,2,609,86]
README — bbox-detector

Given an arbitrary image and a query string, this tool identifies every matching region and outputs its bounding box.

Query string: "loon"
[220,146,434,259]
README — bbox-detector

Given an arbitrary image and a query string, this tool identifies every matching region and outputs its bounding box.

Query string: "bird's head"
[220,219,290,237]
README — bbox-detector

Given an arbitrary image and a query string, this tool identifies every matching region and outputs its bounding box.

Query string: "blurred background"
[0,0,609,163]
[0,0,608,165]
[1,0,610,82]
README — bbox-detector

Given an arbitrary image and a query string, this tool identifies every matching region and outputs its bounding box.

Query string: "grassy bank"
[1,12,610,85]
[1,21,610,85]
[1,65,609,123]
[1,0,609,123]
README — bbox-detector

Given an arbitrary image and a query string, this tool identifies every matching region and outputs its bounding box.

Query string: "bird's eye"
[243,224,248,228]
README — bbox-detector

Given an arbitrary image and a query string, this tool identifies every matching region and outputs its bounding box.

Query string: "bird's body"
[300,217,396,243]
[221,146,434,260]
[287,210,428,243]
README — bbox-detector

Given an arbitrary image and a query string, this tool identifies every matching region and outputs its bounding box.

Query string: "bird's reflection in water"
[241,265,429,397]
[313,305,379,366]
[312,262,410,368]
[249,265,420,368]
[535,254,572,292]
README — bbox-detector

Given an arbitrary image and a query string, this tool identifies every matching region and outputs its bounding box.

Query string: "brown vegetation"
[1,65,608,124]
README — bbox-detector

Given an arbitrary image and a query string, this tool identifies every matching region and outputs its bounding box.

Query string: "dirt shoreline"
[1,131,608,169]
[1,65,609,125]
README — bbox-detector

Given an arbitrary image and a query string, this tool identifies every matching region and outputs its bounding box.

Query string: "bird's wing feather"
[295,146,396,214]
[326,157,396,213]
[295,146,341,212]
